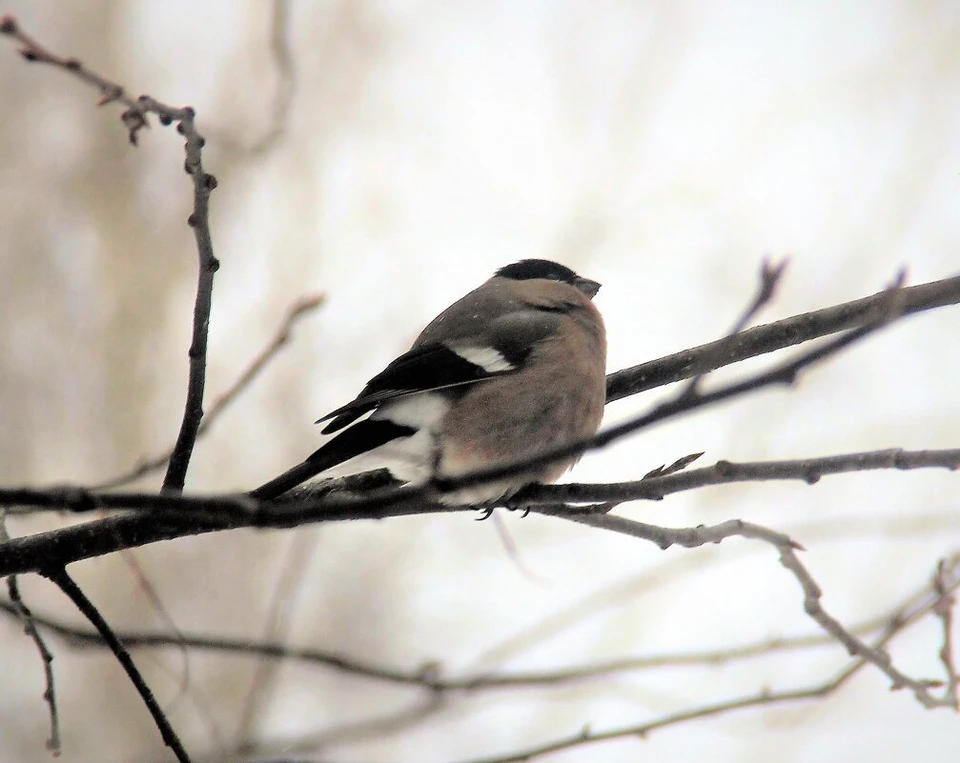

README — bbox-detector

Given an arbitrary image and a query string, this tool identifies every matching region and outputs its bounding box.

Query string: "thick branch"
[3,442,959,577]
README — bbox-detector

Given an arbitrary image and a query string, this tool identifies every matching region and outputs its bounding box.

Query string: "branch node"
[97,84,124,105]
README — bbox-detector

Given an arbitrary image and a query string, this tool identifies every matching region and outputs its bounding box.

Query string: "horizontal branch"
[521,447,960,505]
[2,443,958,576]
[0,597,890,691]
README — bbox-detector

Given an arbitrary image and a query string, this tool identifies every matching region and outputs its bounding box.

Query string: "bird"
[250,259,607,505]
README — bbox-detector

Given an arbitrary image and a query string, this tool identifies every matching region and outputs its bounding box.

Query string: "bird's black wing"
[318,341,517,433]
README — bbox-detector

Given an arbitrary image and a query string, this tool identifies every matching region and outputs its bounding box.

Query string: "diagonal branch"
[41,567,192,763]
[679,257,789,399]
[606,272,960,402]
[542,508,956,708]
[933,559,960,704]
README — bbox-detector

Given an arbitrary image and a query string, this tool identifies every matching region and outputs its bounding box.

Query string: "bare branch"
[0,14,221,495]
[5,553,957,696]
[681,257,788,397]
[543,509,953,708]
[6,556,956,763]
[234,532,317,751]
[934,559,960,704]
[605,273,960,402]
[243,695,446,761]
[2,441,959,576]
[0,596,888,690]
[519,447,960,505]
[245,0,296,155]
[0,513,60,756]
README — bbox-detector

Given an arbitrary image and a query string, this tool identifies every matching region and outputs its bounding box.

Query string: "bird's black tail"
[249,419,415,500]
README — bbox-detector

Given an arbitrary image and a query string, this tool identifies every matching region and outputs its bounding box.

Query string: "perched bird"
[251,259,607,504]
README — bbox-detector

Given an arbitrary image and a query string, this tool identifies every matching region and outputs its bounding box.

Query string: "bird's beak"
[575,277,601,298]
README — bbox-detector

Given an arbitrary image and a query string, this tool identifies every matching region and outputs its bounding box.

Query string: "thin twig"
[41,567,192,763]
[0,513,60,756]
[242,695,446,760]
[96,294,325,490]
[933,559,960,705]
[247,0,296,155]
[234,531,317,750]
[680,257,788,397]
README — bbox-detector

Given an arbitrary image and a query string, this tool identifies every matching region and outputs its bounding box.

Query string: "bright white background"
[0,1,958,762]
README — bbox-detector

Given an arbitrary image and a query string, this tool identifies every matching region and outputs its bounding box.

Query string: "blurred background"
[1,1,959,761]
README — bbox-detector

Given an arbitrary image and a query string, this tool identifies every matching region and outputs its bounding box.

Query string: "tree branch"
[2,442,959,577]
[605,273,960,402]
[41,567,191,763]
[542,509,956,708]
[519,447,960,505]
[0,513,60,756]
[0,14,221,494]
